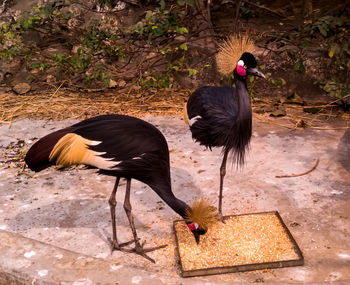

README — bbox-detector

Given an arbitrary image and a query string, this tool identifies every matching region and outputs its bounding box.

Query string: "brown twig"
[309,94,350,126]
[275,159,320,178]
[242,0,286,17]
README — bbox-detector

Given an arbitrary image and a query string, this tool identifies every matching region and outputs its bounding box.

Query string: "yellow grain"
[174,213,298,271]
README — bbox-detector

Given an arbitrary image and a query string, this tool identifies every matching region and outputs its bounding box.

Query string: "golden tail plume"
[216,34,255,75]
[49,133,116,170]
[49,133,92,167]
[185,199,219,230]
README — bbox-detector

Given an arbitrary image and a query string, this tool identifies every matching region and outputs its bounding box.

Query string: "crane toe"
[109,237,167,263]
[108,237,135,251]
[134,241,167,263]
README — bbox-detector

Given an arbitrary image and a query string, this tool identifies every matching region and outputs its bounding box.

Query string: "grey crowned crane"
[184,35,265,219]
[25,114,217,262]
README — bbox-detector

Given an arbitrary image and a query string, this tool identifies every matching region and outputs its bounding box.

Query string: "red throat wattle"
[187,222,198,231]
[237,65,246,77]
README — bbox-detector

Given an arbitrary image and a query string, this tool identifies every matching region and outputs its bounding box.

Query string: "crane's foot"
[109,238,167,263]
[218,212,226,224]
[108,237,136,252]
[132,240,167,263]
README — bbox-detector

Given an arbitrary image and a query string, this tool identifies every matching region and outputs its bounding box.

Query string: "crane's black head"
[184,199,218,244]
[186,222,207,244]
[235,52,265,80]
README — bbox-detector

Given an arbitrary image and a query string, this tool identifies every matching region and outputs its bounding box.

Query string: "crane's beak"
[193,231,200,244]
[247,67,265,79]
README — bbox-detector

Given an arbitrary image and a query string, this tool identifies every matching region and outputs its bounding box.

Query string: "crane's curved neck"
[233,69,248,88]
[233,71,252,120]
[228,70,253,166]
[148,181,190,219]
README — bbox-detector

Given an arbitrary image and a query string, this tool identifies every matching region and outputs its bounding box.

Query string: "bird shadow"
[7,199,113,231]
[8,167,203,233]
[337,128,350,173]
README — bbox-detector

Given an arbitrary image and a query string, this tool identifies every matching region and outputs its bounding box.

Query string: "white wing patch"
[90,140,102,146]
[189,115,202,126]
[131,153,146,160]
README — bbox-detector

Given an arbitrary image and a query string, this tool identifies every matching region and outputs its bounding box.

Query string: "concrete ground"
[0,115,349,284]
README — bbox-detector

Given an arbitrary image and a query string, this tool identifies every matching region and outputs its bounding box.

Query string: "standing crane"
[184,35,265,219]
[25,114,218,262]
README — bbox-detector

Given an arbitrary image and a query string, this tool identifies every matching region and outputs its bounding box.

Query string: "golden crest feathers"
[185,199,219,230]
[216,34,255,75]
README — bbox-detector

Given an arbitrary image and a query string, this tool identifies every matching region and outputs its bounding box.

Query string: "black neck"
[233,70,252,120]
[148,181,190,219]
[227,69,252,166]
[233,69,247,85]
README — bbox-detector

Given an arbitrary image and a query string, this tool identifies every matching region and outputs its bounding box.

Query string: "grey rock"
[13,82,31,94]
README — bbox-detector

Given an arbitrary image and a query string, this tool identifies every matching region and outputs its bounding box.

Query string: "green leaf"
[180,43,188,50]
[318,26,327,37]
[160,0,165,10]
[176,27,188,34]
[188,68,198,76]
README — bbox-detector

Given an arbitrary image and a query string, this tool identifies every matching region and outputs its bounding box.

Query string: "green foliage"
[51,53,92,72]
[16,15,43,30]
[302,13,350,99]
[132,6,188,41]
[220,0,261,19]
[269,77,287,88]
[81,23,128,60]
[30,62,51,70]
[188,64,209,77]
[320,80,350,99]
[0,4,63,59]
[85,69,110,85]
[0,0,202,88]
[264,11,349,100]
[176,0,194,6]
[247,76,257,101]
[287,51,306,75]
[98,0,113,8]
[139,74,171,89]
[304,15,347,38]
[0,23,22,58]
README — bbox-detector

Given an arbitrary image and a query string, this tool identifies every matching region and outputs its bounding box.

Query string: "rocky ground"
[0,1,349,284]
[0,115,349,284]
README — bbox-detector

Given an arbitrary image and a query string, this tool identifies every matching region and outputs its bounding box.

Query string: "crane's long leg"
[123,178,167,263]
[218,150,229,222]
[108,177,134,250]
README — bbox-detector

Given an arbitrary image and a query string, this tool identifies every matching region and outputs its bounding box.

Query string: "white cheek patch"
[237,60,244,67]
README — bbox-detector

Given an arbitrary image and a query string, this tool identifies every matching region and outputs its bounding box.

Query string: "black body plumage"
[187,84,252,166]
[185,52,264,217]
[26,114,217,261]
[25,114,189,218]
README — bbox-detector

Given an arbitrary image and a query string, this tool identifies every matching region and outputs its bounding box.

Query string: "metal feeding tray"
[173,211,304,277]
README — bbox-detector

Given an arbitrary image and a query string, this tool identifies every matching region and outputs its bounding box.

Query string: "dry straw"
[216,34,255,75]
[0,87,190,126]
